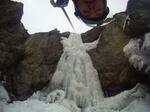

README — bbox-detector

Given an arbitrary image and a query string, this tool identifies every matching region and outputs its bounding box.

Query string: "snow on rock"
[46,90,65,103]
[142,33,150,51]
[123,38,141,57]
[29,89,65,104]
[124,32,150,74]
[84,84,149,112]
[122,95,150,112]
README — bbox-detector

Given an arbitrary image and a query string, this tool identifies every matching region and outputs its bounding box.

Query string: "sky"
[12,0,129,34]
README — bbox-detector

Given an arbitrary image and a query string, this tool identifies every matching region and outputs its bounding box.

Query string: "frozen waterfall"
[49,33,103,107]
[1,33,150,112]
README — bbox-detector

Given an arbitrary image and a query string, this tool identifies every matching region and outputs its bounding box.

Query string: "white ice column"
[50,33,103,108]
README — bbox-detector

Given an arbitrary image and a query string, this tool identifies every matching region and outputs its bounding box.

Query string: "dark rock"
[0,0,28,71]
[0,1,23,27]
[87,13,138,96]
[12,30,64,100]
[0,0,29,100]
[125,0,150,37]
[81,26,105,43]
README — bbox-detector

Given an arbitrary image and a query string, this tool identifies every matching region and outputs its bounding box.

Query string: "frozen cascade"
[49,33,104,107]
[1,33,150,112]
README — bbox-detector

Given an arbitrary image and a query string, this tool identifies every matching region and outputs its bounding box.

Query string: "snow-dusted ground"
[1,33,150,112]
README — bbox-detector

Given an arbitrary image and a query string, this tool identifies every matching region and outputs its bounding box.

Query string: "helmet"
[73,0,109,25]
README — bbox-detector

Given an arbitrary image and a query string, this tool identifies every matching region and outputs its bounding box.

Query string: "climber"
[50,0,109,25]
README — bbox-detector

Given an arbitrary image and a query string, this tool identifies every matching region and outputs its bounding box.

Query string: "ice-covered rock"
[124,32,150,74]
[83,84,149,112]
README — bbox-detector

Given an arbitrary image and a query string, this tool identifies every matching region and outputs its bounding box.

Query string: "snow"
[84,83,149,112]
[122,95,150,112]
[123,38,141,57]
[124,32,150,73]
[30,89,65,103]
[0,85,10,112]
[1,83,150,112]
[142,33,150,51]
[1,33,150,112]
[3,99,71,112]
[0,85,10,102]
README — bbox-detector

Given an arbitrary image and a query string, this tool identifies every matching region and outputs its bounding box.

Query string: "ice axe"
[61,7,76,32]
[50,0,76,32]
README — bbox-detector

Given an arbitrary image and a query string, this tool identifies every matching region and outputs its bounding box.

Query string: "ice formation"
[1,33,150,112]
[50,33,103,107]
[124,32,150,73]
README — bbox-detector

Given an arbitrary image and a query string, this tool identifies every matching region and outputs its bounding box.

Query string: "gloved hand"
[50,0,69,7]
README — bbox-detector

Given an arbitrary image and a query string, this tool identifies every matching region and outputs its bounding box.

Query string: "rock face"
[13,30,63,100]
[0,0,29,100]
[0,0,28,71]
[84,13,138,96]
[0,0,149,100]
[125,0,150,37]
[124,0,150,87]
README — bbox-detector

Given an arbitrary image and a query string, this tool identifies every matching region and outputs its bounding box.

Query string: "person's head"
[73,0,109,25]
[77,0,105,18]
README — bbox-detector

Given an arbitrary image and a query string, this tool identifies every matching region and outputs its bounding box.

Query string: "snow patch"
[0,85,10,102]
